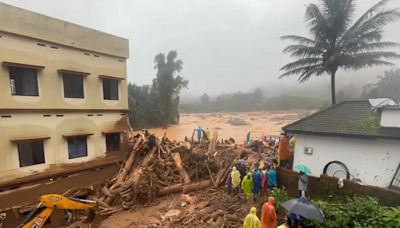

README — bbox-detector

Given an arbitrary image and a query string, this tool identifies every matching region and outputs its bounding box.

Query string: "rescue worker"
[298,171,308,197]
[243,207,261,228]
[252,167,263,197]
[268,166,277,190]
[196,126,203,142]
[241,172,253,199]
[262,165,269,195]
[278,131,292,168]
[231,166,241,193]
[246,131,251,145]
[261,197,277,228]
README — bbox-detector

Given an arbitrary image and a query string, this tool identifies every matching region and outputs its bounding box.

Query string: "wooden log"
[128,145,158,182]
[183,180,212,194]
[158,179,213,196]
[114,135,144,184]
[171,152,191,185]
[206,163,217,187]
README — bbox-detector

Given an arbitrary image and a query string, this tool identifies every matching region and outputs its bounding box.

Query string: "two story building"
[0,3,130,182]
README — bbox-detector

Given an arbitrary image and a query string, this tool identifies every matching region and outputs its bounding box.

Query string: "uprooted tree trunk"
[171,152,191,185]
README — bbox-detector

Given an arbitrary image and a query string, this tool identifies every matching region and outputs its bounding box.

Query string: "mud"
[148,110,313,142]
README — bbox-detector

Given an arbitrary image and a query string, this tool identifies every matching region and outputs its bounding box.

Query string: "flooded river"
[147,110,314,142]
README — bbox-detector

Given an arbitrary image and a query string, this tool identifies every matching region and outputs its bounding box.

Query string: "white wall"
[380,109,400,128]
[293,134,400,188]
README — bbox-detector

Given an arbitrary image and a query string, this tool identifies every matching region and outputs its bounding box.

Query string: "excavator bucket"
[83,209,96,223]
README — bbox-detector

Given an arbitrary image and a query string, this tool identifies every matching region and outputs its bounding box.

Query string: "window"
[67,136,88,159]
[103,79,119,100]
[63,73,84,98]
[106,133,120,152]
[9,66,39,96]
[17,140,45,167]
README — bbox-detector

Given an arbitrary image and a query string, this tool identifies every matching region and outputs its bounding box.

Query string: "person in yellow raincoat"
[231,166,241,193]
[243,207,261,228]
[241,172,253,199]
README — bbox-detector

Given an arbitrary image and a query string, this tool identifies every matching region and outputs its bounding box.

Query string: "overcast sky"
[2,0,400,98]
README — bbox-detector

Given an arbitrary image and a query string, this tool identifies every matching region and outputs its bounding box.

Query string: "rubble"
[87,129,245,218]
[61,126,278,227]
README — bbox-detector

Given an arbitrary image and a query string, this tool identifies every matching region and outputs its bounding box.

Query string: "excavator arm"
[18,194,96,228]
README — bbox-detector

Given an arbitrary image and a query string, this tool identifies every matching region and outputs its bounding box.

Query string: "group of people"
[243,196,309,228]
[246,131,296,170]
[194,126,210,142]
[227,161,277,200]
[243,197,277,228]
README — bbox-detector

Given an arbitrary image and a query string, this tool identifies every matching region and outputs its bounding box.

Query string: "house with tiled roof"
[283,99,400,190]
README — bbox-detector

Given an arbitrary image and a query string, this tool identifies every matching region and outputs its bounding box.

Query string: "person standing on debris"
[252,167,263,197]
[241,172,253,199]
[261,197,276,228]
[268,166,277,190]
[236,159,247,181]
[243,207,261,228]
[298,171,308,197]
[278,131,292,168]
[231,166,241,193]
[196,126,203,142]
[246,131,251,145]
[262,164,269,195]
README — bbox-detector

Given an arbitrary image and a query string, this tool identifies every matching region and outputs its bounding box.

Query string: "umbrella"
[281,198,324,222]
[294,164,311,174]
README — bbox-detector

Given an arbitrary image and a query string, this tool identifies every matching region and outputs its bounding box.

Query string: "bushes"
[310,197,400,227]
[270,187,290,211]
[268,188,400,227]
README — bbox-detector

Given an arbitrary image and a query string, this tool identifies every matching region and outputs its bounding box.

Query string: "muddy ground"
[149,110,314,142]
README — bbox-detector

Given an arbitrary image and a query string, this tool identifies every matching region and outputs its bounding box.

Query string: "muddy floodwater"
[147,110,315,142]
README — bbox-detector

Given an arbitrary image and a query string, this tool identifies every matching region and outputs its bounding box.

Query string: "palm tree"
[280,0,400,105]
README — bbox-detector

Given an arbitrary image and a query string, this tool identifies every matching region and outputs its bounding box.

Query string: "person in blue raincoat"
[252,167,263,197]
[246,131,251,145]
[268,166,277,190]
[196,126,203,141]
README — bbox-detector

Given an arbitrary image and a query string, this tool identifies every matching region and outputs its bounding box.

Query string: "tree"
[152,50,188,124]
[362,68,400,102]
[253,88,264,102]
[280,0,400,105]
[200,93,210,105]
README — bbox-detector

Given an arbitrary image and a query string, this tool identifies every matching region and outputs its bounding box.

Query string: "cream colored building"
[0,3,129,182]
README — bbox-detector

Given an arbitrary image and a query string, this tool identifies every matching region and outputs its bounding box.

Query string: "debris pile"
[91,130,243,216]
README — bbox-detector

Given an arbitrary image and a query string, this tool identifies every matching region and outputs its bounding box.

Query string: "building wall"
[0,32,128,110]
[380,109,400,128]
[293,134,400,188]
[0,2,129,58]
[0,112,126,182]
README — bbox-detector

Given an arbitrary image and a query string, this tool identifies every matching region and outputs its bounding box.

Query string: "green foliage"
[128,51,188,129]
[269,187,290,211]
[362,69,400,102]
[281,0,400,104]
[310,197,400,228]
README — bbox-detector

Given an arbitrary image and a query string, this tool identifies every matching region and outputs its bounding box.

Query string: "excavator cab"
[18,194,96,228]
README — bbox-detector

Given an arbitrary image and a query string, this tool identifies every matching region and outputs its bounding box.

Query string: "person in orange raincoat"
[261,197,276,228]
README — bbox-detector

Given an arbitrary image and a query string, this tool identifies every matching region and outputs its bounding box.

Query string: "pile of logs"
[170,189,251,227]
[93,130,242,215]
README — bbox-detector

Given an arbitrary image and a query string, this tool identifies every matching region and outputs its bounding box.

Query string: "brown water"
[147,110,314,143]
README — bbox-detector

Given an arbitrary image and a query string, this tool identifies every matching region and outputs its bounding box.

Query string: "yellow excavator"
[17,194,96,228]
